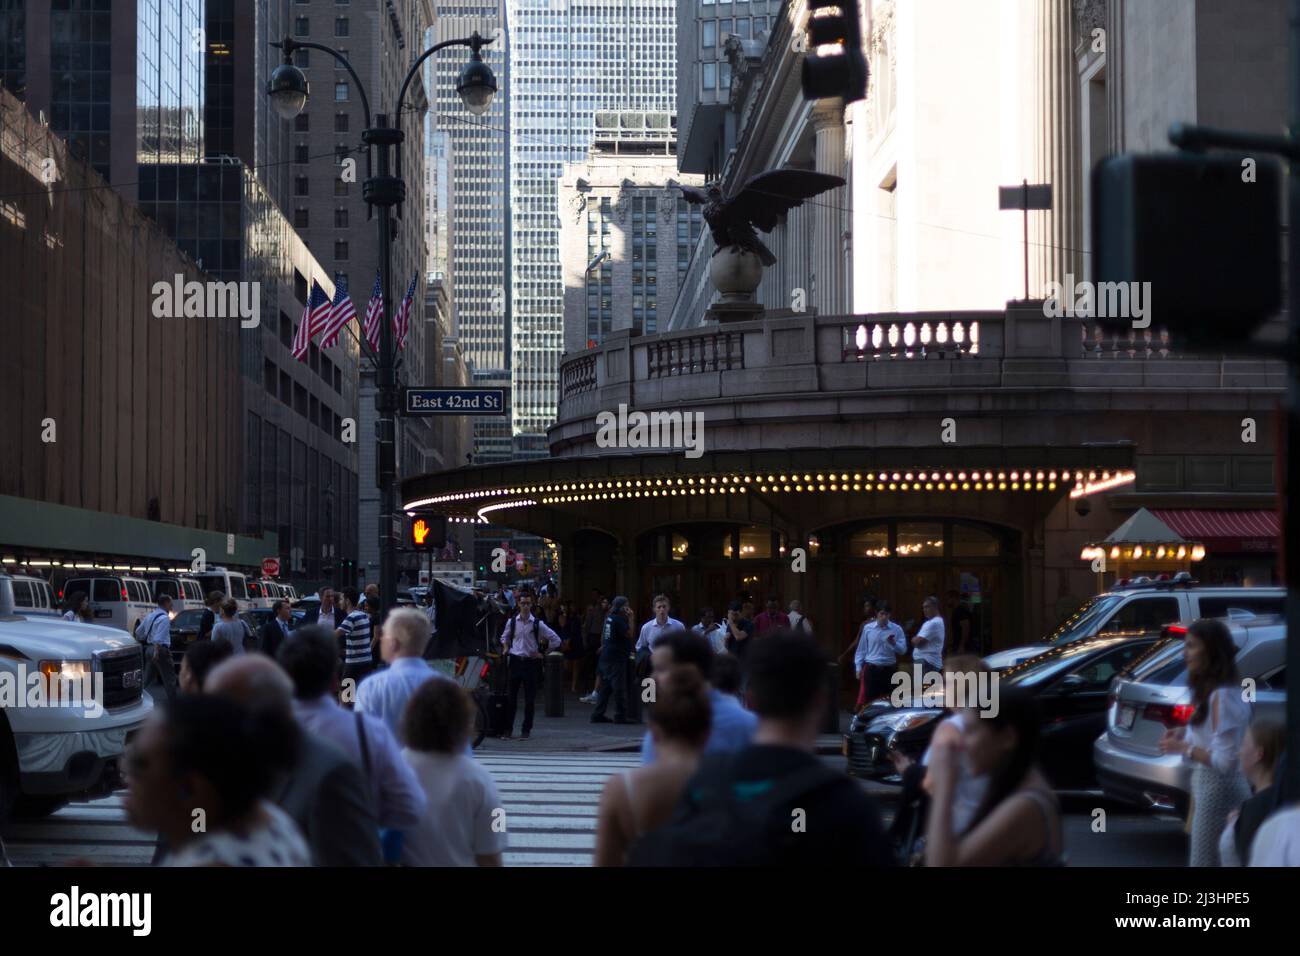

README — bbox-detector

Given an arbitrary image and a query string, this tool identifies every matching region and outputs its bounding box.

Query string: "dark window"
[1196,596,1284,620]
[334,240,349,260]
[295,143,310,164]
[294,17,309,36]
[334,112,350,133]
[294,175,310,196]
[294,113,310,133]
[293,48,310,68]
[294,207,309,228]
[264,359,277,394]
[1105,597,1182,633]
[335,17,349,37]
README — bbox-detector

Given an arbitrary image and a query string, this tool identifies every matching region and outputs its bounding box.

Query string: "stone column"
[811,99,847,316]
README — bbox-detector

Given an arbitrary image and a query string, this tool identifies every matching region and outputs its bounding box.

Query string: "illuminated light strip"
[1069,470,1136,499]
[476,499,536,521]
[404,465,1115,512]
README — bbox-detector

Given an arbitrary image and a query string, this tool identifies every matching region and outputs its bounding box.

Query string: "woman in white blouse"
[1159,618,1251,867]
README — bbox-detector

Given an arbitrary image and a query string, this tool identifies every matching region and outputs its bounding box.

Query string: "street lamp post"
[267,32,496,616]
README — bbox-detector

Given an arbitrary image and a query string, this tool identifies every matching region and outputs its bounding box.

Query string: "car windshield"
[173,609,205,628]
[1043,593,1123,645]
[1001,636,1132,688]
[152,580,179,599]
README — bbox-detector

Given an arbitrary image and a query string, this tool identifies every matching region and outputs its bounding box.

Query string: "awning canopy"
[1103,508,1185,545]
[1151,509,1279,553]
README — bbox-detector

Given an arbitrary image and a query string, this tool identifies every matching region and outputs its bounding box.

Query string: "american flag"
[362,271,383,354]
[291,281,331,361]
[394,273,419,350]
[321,276,357,349]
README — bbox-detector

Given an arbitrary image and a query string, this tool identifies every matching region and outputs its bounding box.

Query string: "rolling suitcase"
[487,691,510,737]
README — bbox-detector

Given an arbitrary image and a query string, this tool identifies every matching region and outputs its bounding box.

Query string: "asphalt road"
[853,775,1188,866]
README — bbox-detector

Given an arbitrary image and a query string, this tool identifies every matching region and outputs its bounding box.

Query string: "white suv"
[0,575,152,818]
[984,576,1285,670]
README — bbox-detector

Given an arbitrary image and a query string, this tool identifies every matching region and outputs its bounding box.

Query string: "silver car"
[1093,618,1286,816]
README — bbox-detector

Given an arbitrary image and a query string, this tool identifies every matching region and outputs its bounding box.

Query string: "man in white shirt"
[280,626,426,830]
[691,606,727,654]
[636,594,684,658]
[498,589,561,740]
[356,607,449,741]
[911,595,946,675]
[853,600,907,704]
[788,600,812,635]
[400,678,508,866]
[138,595,177,704]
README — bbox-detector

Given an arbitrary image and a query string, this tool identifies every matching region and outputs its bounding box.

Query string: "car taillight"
[479,662,490,681]
[1144,702,1195,727]
[121,587,128,600]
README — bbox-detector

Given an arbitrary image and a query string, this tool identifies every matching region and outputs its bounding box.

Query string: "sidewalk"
[477,687,850,754]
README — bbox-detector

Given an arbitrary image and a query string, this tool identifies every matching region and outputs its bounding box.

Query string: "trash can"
[822,661,842,734]
[625,654,642,723]
[544,651,565,717]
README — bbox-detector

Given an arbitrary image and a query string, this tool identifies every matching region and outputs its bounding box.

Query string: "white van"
[146,574,205,614]
[246,578,280,610]
[59,575,156,636]
[278,583,299,602]
[9,574,58,618]
[193,567,251,611]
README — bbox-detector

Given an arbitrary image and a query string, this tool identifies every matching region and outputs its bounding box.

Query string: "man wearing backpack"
[138,594,177,705]
[630,630,893,866]
[498,588,561,740]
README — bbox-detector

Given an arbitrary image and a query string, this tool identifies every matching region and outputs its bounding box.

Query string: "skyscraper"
[430,3,511,465]
[506,0,676,438]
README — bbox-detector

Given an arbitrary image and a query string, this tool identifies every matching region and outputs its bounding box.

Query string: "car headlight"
[868,711,941,735]
[38,659,93,695]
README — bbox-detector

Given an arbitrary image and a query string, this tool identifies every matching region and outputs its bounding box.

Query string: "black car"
[844,631,1162,788]
[167,608,207,667]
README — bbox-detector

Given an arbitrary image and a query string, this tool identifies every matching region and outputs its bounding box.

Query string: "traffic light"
[408,513,447,551]
[801,0,869,103]
[1091,152,1282,349]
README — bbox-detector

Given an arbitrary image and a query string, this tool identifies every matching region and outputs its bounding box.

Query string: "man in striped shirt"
[336,587,376,702]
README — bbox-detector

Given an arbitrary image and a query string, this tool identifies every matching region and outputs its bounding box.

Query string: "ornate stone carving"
[1073,0,1107,39]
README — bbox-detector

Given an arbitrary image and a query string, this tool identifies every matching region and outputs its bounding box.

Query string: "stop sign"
[262,557,280,577]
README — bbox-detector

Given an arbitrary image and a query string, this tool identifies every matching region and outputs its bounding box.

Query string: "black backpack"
[626,755,845,867]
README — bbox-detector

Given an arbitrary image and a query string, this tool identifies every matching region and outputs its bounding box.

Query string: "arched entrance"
[636,522,787,624]
[827,518,1022,655]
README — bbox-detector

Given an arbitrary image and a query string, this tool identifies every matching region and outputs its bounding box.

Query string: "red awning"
[1151,509,1279,553]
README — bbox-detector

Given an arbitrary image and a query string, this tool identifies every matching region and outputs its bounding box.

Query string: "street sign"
[402,388,506,416]
[261,557,280,577]
[999,181,1053,300]
[998,183,1052,210]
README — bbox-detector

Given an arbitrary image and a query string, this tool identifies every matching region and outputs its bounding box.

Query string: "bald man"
[354,607,449,742]
[206,654,383,866]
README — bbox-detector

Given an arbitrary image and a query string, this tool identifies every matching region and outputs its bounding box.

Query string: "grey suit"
[274,728,383,866]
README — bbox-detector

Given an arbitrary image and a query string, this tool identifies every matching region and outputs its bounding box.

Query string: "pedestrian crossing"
[0,751,642,868]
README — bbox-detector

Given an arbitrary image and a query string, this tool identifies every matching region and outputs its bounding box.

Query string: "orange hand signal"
[413,519,430,545]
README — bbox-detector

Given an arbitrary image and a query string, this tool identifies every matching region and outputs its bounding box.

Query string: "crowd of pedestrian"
[106,574,1298,869]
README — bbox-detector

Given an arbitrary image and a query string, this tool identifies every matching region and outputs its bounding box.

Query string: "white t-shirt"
[1249,806,1300,866]
[920,712,987,833]
[164,801,310,867]
[401,749,508,866]
[914,616,945,668]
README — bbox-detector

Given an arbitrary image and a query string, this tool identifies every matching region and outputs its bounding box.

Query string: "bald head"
[206,653,295,718]
[382,607,431,661]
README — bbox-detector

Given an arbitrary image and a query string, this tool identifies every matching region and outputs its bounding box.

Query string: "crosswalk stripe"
[2,751,635,868]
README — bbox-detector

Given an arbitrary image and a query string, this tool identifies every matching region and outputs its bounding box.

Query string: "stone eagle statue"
[676,169,846,266]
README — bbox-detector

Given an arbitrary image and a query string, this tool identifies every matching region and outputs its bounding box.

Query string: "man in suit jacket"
[309,587,347,631]
[260,599,295,659]
[206,654,383,866]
